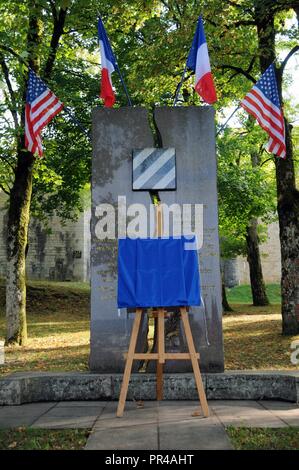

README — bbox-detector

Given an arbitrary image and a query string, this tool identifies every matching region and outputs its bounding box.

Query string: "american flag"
[241,64,286,159]
[25,69,63,157]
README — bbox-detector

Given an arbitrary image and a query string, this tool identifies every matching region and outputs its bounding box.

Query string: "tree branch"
[174,1,183,17]
[43,5,68,79]
[160,0,181,25]
[0,182,11,195]
[0,44,28,65]
[233,20,256,27]
[261,156,275,167]
[62,26,90,35]
[0,155,16,171]
[0,55,19,129]
[279,45,299,75]
[225,0,243,8]
[205,18,217,27]
[48,0,58,22]
[220,64,256,83]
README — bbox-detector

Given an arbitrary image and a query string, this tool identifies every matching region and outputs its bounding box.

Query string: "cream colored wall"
[0,191,90,282]
[1,189,281,284]
[236,222,281,284]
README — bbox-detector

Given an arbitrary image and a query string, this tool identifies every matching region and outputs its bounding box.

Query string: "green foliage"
[0,0,156,219]
[0,0,297,224]
[217,124,277,258]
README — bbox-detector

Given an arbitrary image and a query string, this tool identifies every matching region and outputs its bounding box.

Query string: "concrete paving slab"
[87,401,232,450]
[158,400,202,407]
[159,420,233,450]
[94,401,158,429]
[157,401,219,425]
[211,399,264,409]
[210,400,287,428]
[0,402,57,416]
[260,401,299,426]
[55,401,108,408]
[40,405,106,417]
[1,399,299,449]
[261,400,299,410]
[32,404,106,429]
[32,416,95,429]
[97,400,157,416]
[0,402,56,428]
[85,424,158,450]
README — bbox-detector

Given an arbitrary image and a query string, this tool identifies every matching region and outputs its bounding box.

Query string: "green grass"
[226,283,281,304]
[227,426,299,450]
[0,279,90,374]
[0,428,90,450]
[23,279,90,292]
[0,279,298,374]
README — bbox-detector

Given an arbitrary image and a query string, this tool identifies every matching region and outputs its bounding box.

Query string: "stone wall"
[0,196,281,286]
[235,222,281,285]
[0,191,90,282]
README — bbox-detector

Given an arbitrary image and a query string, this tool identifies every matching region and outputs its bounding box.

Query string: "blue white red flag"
[98,18,117,107]
[25,69,63,157]
[241,64,286,159]
[186,16,217,104]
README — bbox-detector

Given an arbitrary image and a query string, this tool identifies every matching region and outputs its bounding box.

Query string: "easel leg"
[180,307,209,418]
[156,309,165,400]
[117,309,142,417]
[156,363,163,400]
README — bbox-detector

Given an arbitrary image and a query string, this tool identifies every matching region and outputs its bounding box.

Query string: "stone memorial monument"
[90,106,224,373]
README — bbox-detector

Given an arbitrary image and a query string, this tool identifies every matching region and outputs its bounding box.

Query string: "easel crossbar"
[123,352,200,360]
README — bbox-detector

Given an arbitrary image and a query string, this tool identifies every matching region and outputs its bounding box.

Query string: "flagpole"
[98,15,132,107]
[216,105,241,136]
[63,106,92,142]
[173,64,188,106]
[114,62,133,107]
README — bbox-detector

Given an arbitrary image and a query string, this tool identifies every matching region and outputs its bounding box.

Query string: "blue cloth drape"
[117,236,201,308]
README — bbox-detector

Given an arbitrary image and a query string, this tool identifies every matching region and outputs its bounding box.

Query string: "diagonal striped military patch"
[132,148,176,191]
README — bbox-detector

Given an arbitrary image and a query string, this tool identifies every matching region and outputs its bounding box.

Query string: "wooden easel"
[116,204,209,418]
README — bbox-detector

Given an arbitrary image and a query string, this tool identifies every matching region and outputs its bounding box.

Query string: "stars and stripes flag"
[98,17,117,107]
[186,16,217,104]
[25,69,63,157]
[241,64,286,158]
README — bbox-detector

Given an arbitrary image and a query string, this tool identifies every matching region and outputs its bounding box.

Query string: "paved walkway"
[0,400,298,450]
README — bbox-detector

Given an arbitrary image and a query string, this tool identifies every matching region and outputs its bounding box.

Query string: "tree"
[0,0,154,345]
[148,0,299,332]
[217,125,276,307]
[1,0,298,344]
[219,0,299,333]
[5,0,47,345]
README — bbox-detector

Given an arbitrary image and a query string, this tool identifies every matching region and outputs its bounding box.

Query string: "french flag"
[98,18,117,107]
[187,16,217,105]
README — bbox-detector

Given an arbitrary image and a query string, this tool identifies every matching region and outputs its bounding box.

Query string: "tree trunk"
[255,5,299,334]
[6,148,35,345]
[275,121,299,335]
[222,281,233,313]
[246,149,269,306]
[246,219,270,306]
[5,0,42,345]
